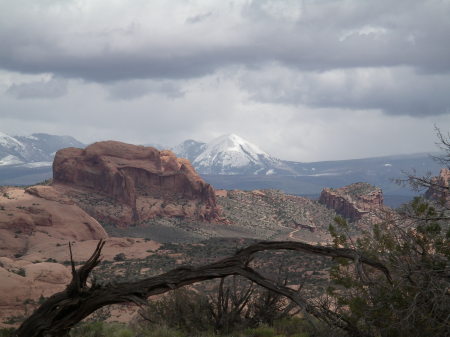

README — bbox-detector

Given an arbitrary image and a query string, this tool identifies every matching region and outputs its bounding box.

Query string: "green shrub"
[70,322,134,337]
[15,268,26,277]
[273,317,310,337]
[140,288,214,334]
[70,321,104,337]
[0,328,14,337]
[138,326,183,337]
[114,253,126,261]
[244,326,277,337]
[112,328,134,337]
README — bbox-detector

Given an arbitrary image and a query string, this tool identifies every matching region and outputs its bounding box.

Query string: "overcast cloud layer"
[0,0,449,161]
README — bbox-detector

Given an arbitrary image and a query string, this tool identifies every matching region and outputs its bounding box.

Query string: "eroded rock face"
[53,141,219,225]
[319,182,383,221]
[425,168,450,204]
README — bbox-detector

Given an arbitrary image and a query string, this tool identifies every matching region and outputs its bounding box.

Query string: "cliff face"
[53,141,219,225]
[319,182,383,221]
[425,168,450,204]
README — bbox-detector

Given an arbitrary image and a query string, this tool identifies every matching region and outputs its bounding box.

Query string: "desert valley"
[0,135,448,336]
[1,2,450,336]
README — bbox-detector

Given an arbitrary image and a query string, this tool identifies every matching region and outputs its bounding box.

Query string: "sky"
[0,0,449,162]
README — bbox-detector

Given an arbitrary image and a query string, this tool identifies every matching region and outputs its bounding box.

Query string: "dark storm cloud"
[1,0,449,79]
[0,0,449,117]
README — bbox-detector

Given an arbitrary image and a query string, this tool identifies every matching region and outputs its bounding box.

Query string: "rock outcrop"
[53,141,219,225]
[319,182,383,221]
[425,168,450,204]
[0,183,162,326]
[0,186,107,258]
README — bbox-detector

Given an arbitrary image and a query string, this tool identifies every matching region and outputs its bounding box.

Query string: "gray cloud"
[6,77,67,99]
[106,80,185,100]
[240,66,450,116]
[0,0,449,162]
[0,0,449,83]
[0,0,448,119]
[185,12,213,24]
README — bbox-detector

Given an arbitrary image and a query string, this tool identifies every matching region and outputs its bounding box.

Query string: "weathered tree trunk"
[15,240,390,337]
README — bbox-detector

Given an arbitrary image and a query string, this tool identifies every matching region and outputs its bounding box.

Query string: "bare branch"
[16,240,388,337]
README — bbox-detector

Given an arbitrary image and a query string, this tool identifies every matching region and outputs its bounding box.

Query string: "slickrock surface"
[0,186,107,258]
[0,185,109,326]
[319,182,383,221]
[53,141,219,226]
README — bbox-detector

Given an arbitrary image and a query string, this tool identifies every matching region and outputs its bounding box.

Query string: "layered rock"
[424,168,450,204]
[53,141,219,225]
[319,182,383,221]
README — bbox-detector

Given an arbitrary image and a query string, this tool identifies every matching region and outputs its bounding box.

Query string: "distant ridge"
[0,132,442,202]
[0,132,84,167]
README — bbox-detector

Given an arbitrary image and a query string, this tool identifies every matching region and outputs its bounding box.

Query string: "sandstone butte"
[52,141,220,226]
[319,182,384,222]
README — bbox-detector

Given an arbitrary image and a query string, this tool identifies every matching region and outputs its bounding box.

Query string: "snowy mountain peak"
[211,134,269,156]
[171,133,295,175]
[190,134,286,174]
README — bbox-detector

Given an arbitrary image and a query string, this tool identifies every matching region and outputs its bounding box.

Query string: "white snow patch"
[0,155,24,166]
[307,172,341,177]
[0,132,25,149]
[384,163,392,167]
[266,169,275,175]
[22,161,52,168]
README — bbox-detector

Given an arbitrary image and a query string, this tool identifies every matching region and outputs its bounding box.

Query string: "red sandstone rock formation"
[0,186,107,258]
[319,182,383,221]
[425,168,450,204]
[53,141,219,225]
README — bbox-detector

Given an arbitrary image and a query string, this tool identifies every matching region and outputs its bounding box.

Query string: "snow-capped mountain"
[0,132,28,165]
[0,132,84,167]
[172,139,206,163]
[173,134,294,175]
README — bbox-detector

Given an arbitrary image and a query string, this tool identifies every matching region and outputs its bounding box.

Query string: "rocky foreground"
[0,141,391,327]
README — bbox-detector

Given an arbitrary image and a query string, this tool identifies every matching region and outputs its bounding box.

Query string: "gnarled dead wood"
[16,240,389,337]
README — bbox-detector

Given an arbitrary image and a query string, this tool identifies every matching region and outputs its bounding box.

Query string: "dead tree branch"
[16,240,389,337]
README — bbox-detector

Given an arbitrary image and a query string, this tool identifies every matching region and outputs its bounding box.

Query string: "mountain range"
[0,132,84,184]
[0,132,84,166]
[0,132,442,205]
[170,134,441,202]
